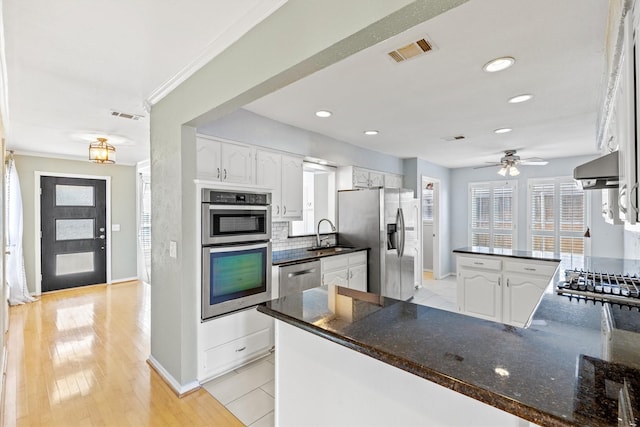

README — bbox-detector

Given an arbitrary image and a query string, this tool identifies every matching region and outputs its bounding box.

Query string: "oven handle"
[207,204,269,211]
[204,242,270,254]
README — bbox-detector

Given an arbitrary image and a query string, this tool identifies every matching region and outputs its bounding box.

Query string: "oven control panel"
[202,189,270,205]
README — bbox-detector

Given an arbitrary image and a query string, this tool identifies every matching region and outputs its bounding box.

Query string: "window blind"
[469,182,516,249]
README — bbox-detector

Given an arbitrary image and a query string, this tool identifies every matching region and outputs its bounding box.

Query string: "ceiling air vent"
[388,38,434,63]
[442,135,466,142]
[111,110,145,121]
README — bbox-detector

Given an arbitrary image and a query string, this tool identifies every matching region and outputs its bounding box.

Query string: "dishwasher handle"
[287,268,317,278]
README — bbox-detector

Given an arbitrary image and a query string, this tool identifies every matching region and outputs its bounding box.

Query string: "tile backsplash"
[272,221,336,252]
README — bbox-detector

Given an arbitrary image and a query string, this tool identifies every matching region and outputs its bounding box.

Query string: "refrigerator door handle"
[398,207,406,257]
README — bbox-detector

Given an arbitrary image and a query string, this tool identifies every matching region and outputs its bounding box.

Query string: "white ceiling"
[244,0,609,169]
[2,0,285,165]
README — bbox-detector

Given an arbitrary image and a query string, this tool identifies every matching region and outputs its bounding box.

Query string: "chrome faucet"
[316,218,336,247]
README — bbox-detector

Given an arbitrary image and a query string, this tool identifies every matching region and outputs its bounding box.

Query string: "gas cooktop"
[556,269,640,309]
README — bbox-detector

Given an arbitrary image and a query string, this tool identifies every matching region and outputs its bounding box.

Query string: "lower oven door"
[202,242,272,320]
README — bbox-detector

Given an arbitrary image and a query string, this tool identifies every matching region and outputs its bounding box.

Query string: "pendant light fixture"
[89,137,116,164]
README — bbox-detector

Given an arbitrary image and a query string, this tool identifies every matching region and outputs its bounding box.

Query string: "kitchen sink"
[307,246,354,255]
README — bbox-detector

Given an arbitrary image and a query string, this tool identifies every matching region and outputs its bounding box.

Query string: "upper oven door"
[202,204,271,245]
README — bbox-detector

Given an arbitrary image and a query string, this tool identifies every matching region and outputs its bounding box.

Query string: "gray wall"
[15,154,138,291]
[150,0,468,387]
[198,109,404,174]
[449,154,625,272]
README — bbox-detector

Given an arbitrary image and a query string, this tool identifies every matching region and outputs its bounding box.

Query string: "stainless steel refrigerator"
[338,187,417,301]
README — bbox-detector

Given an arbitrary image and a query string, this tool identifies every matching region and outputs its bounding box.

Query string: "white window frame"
[527,177,591,256]
[468,181,518,250]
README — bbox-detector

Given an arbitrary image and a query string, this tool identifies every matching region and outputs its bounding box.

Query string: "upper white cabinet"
[338,166,404,190]
[256,149,303,221]
[196,136,254,185]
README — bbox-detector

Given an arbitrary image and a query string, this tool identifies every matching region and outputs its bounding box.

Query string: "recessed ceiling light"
[315,110,332,118]
[364,130,379,136]
[508,94,534,104]
[483,56,515,72]
[494,128,513,134]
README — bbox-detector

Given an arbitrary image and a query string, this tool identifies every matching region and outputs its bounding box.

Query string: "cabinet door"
[281,155,303,219]
[502,273,547,328]
[457,269,502,323]
[196,137,222,181]
[256,150,282,219]
[385,174,403,188]
[369,171,385,188]
[221,143,254,184]
[323,268,348,287]
[353,168,370,188]
[348,264,367,292]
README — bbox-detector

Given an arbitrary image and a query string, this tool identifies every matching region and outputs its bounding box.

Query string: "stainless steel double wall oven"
[201,189,272,320]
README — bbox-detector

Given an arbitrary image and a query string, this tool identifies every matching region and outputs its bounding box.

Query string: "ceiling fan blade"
[473,163,503,169]
[519,158,548,166]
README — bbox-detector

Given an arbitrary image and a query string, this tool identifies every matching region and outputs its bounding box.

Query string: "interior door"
[41,176,107,292]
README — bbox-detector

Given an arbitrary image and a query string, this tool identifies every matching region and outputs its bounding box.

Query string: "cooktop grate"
[556,269,640,309]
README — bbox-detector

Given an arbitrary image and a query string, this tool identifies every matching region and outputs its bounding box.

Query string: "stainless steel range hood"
[573,152,619,190]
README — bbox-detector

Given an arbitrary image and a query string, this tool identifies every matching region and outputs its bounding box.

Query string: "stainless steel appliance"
[338,187,417,301]
[279,260,321,297]
[201,189,271,245]
[201,189,272,320]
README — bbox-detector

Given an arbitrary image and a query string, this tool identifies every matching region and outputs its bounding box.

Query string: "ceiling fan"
[474,150,548,176]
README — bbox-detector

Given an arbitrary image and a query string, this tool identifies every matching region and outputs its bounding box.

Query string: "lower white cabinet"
[198,307,273,382]
[321,251,368,292]
[456,255,558,327]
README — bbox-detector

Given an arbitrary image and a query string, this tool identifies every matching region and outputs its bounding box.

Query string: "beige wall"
[14,154,137,292]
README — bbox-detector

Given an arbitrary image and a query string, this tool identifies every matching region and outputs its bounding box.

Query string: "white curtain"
[5,157,35,305]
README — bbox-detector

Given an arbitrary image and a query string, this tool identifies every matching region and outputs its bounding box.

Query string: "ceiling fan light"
[509,165,520,176]
[498,166,508,176]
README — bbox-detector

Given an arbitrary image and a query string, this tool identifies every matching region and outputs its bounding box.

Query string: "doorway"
[38,174,110,293]
[421,176,440,280]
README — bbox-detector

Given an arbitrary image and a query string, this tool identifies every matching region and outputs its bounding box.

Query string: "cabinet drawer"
[203,328,271,376]
[348,251,367,266]
[504,260,558,276]
[458,256,501,271]
[322,254,349,271]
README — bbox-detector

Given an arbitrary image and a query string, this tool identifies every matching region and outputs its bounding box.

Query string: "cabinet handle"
[223,169,227,180]
[350,271,353,279]
[524,267,536,271]
[235,346,246,352]
[507,279,510,287]
[283,206,287,215]
[630,183,638,217]
[473,261,484,265]
[287,268,317,278]
[217,167,220,179]
[498,277,501,287]
[276,205,280,215]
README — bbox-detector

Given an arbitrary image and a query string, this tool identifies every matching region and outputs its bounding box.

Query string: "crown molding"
[145,0,287,107]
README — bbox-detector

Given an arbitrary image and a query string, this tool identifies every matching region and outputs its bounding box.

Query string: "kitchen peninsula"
[258,255,640,426]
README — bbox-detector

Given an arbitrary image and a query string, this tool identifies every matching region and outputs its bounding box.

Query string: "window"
[528,177,587,258]
[422,183,434,222]
[289,163,336,236]
[469,181,517,249]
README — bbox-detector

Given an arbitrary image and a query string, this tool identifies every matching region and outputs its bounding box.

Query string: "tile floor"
[202,274,457,426]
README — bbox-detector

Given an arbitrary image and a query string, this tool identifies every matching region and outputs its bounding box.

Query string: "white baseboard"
[147,355,200,397]
[110,277,139,284]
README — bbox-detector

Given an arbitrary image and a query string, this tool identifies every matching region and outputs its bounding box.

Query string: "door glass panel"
[55,185,94,206]
[56,252,95,276]
[56,219,94,241]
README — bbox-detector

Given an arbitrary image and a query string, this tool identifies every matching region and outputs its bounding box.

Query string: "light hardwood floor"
[2,281,243,427]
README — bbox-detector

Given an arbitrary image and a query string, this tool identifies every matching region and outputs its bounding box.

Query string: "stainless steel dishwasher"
[279,260,321,297]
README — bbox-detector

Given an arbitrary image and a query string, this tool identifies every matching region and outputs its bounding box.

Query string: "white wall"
[449,154,624,272]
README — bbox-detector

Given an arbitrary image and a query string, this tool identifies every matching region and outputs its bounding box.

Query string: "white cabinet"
[281,155,304,220]
[456,254,558,327]
[256,150,303,221]
[196,136,254,185]
[321,251,367,292]
[338,166,404,190]
[198,308,273,382]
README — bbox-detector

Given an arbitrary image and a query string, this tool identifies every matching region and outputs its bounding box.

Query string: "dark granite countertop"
[454,246,562,262]
[258,255,640,426]
[272,247,368,267]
